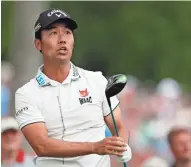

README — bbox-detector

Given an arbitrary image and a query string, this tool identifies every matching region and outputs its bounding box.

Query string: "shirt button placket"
[57,85,65,164]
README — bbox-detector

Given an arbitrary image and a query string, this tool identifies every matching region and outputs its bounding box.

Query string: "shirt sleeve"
[15,89,45,129]
[99,73,120,117]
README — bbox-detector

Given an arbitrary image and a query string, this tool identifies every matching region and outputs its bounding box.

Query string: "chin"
[56,58,69,64]
[54,53,71,62]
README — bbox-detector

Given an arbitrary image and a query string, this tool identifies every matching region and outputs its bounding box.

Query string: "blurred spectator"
[167,127,191,167]
[1,61,15,117]
[140,156,169,167]
[155,78,182,120]
[1,117,35,167]
[118,75,138,107]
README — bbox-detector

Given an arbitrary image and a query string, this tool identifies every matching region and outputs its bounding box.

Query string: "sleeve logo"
[16,107,28,116]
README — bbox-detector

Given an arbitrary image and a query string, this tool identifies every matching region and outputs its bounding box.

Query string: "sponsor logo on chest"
[79,88,92,105]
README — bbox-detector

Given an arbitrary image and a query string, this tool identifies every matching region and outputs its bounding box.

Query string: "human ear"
[34,39,42,51]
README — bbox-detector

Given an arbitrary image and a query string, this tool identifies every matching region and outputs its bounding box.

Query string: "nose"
[58,33,66,44]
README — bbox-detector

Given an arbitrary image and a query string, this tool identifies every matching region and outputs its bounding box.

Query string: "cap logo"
[34,23,41,32]
[47,9,68,17]
[55,13,61,17]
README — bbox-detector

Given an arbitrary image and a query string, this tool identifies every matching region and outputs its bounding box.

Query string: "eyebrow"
[44,24,73,32]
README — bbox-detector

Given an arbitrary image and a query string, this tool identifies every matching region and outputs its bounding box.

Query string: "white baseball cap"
[1,117,19,133]
[156,78,181,99]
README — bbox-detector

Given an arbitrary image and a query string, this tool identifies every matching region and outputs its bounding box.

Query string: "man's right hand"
[93,136,127,156]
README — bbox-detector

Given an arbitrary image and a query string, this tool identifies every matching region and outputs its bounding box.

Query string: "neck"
[1,149,17,165]
[43,61,71,83]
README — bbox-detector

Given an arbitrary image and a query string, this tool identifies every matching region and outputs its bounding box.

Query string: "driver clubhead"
[105,74,127,98]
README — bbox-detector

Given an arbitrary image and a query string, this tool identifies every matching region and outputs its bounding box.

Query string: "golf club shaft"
[107,98,127,167]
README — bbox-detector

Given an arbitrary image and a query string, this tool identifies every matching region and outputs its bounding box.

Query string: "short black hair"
[35,31,42,40]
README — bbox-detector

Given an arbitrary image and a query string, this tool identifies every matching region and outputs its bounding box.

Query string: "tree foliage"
[1,1,15,60]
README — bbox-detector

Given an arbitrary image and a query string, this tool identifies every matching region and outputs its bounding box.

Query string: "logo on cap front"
[47,9,68,18]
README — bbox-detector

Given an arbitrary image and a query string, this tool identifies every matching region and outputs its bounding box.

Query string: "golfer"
[15,8,132,167]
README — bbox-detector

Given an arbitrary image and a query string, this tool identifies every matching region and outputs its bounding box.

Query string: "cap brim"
[43,18,78,31]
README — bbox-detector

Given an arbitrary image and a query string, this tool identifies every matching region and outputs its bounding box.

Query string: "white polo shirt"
[15,62,119,167]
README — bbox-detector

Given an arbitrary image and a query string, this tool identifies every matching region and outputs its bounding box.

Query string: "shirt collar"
[35,62,80,87]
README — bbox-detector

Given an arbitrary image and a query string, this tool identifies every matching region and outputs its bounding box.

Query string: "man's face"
[170,132,191,161]
[35,22,74,64]
[1,129,22,152]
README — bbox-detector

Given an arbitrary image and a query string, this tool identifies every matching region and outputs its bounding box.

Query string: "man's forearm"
[36,137,94,157]
[118,127,129,144]
[110,125,129,143]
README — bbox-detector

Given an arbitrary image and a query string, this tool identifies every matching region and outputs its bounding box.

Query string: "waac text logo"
[79,88,92,105]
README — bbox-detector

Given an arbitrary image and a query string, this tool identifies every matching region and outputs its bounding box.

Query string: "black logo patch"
[79,97,92,105]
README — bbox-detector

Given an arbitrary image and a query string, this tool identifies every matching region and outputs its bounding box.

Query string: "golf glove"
[118,144,132,162]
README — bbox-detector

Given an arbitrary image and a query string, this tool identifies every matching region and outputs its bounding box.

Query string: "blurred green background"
[2,1,191,88]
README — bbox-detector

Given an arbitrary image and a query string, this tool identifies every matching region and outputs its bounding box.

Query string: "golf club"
[105,74,128,167]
